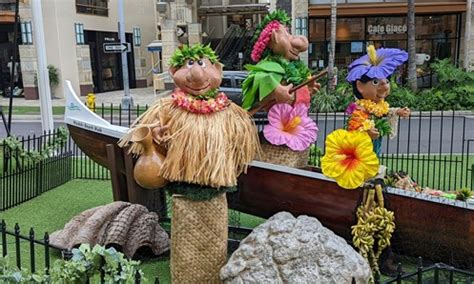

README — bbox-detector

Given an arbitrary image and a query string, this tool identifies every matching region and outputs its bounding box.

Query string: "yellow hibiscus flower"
[321,129,380,189]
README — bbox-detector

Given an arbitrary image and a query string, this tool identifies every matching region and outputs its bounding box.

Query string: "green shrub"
[311,60,474,112]
[426,59,474,110]
[387,79,417,109]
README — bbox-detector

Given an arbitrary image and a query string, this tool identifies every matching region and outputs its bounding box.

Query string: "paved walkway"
[0,87,171,108]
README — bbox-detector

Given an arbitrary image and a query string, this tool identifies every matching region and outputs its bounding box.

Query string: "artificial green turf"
[0,179,265,283]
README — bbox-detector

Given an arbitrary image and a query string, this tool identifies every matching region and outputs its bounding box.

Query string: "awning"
[147,41,162,52]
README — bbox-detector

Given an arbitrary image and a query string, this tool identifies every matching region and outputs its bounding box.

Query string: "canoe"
[64,80,474,268]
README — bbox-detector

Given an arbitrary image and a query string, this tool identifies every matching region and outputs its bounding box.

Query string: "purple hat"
[346,45,408,82]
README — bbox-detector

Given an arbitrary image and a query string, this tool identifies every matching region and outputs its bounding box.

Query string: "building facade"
[305,0,474,76]
[1,0,156,99]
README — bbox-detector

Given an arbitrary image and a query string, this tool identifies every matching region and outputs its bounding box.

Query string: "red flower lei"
[172,89,230,114]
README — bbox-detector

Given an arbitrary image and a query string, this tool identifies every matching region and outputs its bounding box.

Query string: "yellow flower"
[360,119,375,131]
[356,99,389,117]
[321,129,380,189]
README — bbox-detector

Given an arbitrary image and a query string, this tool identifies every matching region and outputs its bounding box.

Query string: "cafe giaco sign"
[368,24,407,35]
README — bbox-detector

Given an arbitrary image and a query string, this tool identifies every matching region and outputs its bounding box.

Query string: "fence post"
[396,262,403,284]
[14,223,21,269]
[417,256,423,283]
[29,228,36,273]
[1,220,6,257]
[44,232,50,274]
[434,263,440,283]
[135,270,141,284]
[99,255,106,284]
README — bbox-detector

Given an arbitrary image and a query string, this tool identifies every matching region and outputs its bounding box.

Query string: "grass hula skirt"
[119,97,260,188]
[119,96,259,283]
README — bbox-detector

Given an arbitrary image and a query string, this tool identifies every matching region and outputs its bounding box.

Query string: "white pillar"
[31,0,54,132]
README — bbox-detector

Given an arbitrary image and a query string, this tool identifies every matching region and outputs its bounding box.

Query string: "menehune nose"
[291,35,309,52]
[187,65,205,83]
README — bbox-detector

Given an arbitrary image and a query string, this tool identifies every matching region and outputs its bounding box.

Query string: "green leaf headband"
[169,44,219,68]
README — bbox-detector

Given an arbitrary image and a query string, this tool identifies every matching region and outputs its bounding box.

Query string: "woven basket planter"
[257,141,310,168]
[170,193,228,283]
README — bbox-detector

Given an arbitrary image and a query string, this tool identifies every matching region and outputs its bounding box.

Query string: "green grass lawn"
[381,154,474,191]
[3,106,65,116]
[0,179,265,283]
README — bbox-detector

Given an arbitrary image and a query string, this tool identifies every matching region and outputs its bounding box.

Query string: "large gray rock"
[220,212,371,284]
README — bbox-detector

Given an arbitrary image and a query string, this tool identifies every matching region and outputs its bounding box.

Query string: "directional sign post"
[103,42,131,53]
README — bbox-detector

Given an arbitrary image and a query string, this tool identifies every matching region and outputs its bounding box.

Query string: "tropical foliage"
[0,126,69,167]
[311,59,474,112]
[0,244,144,283]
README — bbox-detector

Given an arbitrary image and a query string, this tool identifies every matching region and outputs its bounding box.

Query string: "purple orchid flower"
[345,102,357,115]
[346,48,408,82]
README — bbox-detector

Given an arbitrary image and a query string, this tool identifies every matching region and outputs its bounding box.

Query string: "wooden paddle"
[248,69,328,116]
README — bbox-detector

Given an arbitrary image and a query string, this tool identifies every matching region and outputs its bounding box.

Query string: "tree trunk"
[328,0,337,91]
[407,0,417,91]
[464,0,472,70]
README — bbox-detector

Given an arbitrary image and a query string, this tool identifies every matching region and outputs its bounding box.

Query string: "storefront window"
[308,14,461,87]
[76,0,108,17]
[326,18,365,41]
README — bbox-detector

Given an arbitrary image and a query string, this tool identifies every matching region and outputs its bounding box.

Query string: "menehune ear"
[214,62,224,74]
[168,67,178,78]
[356,80,364,96]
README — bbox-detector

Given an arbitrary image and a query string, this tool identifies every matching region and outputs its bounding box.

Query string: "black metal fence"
[0,129,72,211]
[1,220,64,276]
[307,111,474,191]
[87,104,474,191]
[1,106,473,212]
[381,257,474,283]
[0,220,159,283]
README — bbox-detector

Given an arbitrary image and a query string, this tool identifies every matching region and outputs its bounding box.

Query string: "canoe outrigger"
[65,80,474,269]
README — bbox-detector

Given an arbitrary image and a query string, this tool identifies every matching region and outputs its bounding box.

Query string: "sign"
[367,24,407,35]
[103,42,131,53]
[351,41,363,53]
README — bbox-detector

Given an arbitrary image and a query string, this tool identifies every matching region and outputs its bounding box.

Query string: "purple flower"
[263,103,318,151]
[346,47,408,82]
[345,102,357,115]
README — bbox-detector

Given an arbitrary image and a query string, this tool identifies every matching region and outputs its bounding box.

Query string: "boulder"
[220,212,371,284]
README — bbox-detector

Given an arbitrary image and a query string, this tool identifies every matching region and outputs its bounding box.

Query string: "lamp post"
[118,0,134,110]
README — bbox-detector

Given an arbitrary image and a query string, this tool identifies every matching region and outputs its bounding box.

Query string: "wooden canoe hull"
[68,120,474,268]
[232,164,361,240]
[232,163,474,268]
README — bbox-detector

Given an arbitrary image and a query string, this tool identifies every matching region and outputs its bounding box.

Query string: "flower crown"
[346,45,408,82]
[169,44,219,68]
[250,9,291,62]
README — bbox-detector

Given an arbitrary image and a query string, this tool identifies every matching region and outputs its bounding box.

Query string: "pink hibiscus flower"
[263,103,318,151]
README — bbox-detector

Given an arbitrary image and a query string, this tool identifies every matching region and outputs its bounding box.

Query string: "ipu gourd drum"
[131,126,167,189]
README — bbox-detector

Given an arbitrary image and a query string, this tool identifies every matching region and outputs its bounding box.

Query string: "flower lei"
[251,20,281,62]
[346,100,392,137]
[356,99,389,118]
[172,89,230,114]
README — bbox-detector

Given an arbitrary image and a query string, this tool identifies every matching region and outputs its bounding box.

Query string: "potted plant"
[33,64,60,98]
